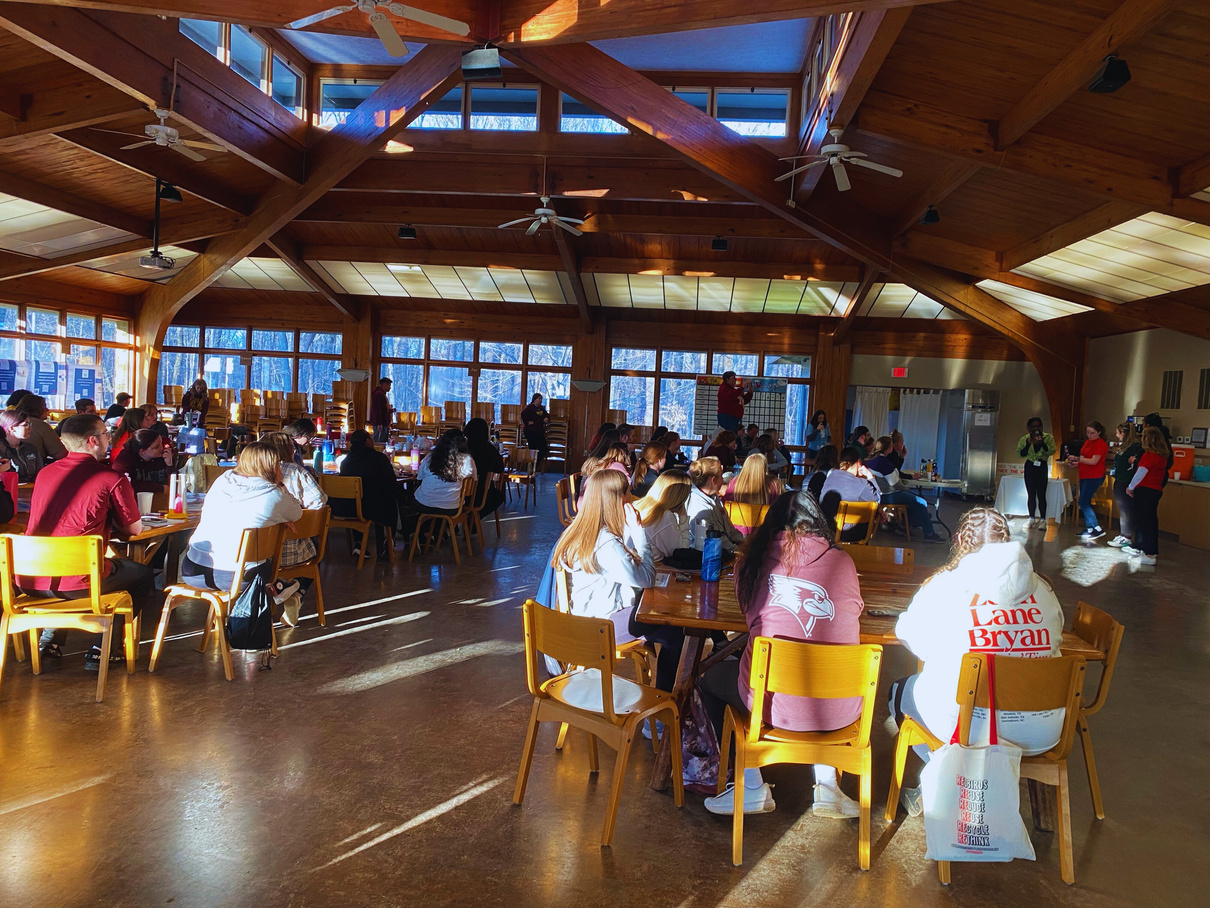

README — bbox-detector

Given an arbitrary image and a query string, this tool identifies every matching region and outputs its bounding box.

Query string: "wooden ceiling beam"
[0,168,150,236]
[264,232,355,320]
[831,267,879,342]
[496,0,953,45]
[1175,152,1210,198]
[795,6,913,198]
[999,200,1147,272]
[0,3,307,183]
[552,229,594,333]
[890,159,982,236]
[994,0,1179,150]
[0,273,134,313]
[580,259,862,282]
[0,75,142,146]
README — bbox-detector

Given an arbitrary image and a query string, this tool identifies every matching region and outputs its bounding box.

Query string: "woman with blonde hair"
[551,468,683,690]
[633,469,692,558]
[1123,426,1169,565]
[1107,421,1142,548]
[631,441,668,498]
[686,456,745,550]
[723,452,782,535]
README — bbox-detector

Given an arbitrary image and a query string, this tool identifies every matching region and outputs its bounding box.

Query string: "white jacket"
[187,471,303,572]
[895,541,1065,755]
[561,526,656,620]
[644,509,690,560]
[686,485,744,550]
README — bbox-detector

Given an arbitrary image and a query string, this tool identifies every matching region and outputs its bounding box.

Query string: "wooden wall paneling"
[342,301,373,427]
[811,327,851,438]
[0,274,135,315]
[0,69,141,145]
[1176,151,1210,198]
[569,328,608,469]
[180,289,341,328]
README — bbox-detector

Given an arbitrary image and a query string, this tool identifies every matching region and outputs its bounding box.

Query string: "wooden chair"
[0,535,136,703]
[409,476,477,564]
[278,508,331,626]
[469,472,503,542]
[719,638,882,868]
[506,447,538,509]
[163,384,184,407]
[500,404,523,425]
[395,411,417,432]
[471,402,494,423]
[607,408,627,425]
[880,503,911,540]
[833,501,879,544]
[547,398,570,420]
[513,598,683,847]
[555,477,575,527]
[149,525,285,682]
[723,500,769,535]
[419,405,443,426]
[842,544,915,576]
[1070,601,1124,819]
[443,401,467,422]
[320,475,388,569]
[885,653,1087,885]
[204,463,233,491]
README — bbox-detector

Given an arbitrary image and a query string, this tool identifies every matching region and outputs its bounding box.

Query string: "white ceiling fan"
[776,127,902,192]
[498,159,587,236]
[288,1,471,58]
[90,109,226,162]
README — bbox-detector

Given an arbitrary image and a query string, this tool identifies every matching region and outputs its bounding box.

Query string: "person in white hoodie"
[888,507,1065,813]
[183,442,303,603]
[685,456,745,551]
[551,468,683,690]
[633,469,692,559]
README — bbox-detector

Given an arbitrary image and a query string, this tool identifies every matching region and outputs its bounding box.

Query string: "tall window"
[179,19,306,118]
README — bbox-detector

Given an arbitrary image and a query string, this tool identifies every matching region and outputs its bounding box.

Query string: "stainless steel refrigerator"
[936,390,1000,498]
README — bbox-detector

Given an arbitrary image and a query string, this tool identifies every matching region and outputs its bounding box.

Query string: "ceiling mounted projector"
[462,47,501,81]
[140,251,175,271]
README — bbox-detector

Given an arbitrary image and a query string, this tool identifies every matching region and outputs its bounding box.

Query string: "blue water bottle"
[701,531,722,583]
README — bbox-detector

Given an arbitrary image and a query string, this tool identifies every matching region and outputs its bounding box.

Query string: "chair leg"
[1077,716,1105,819]
[666,705,685,809]
[215,607,234,682]
[493,506,501,538]
[885,729,912,822]
[555,722,569,751]
[0,614,9,699]
[197,604,214,654]
[601,725,635,847]
[408,517,425,561]
[717,708,735,798]
[859,752,872,871]
[587,734,599,773]
[1056,765,1075,885]
[10,626,24,663]
[356,528,368,570]
[124,614,138,673]
[731,733,746,866]
[95,618,113,703]
[29,633,42,675]
[448,521,461,564]
[313,572,326,626]
[512,700,541,805]
[937,860,951,885]
[149,597,176,671]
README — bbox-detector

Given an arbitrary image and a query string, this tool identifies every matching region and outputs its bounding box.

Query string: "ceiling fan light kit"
[91,108,226,162]
[497,159,587,236]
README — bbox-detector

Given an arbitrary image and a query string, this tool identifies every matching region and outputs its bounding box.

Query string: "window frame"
[179,18,306,119]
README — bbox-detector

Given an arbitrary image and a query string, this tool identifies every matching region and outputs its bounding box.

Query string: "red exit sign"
[891,366,909,378]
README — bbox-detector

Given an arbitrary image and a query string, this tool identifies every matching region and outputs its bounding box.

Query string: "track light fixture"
[711,236,728,252]
[1088,54,1131,93]
[398,225,417,240]
[156,182,183,203]
[920,205,940,226]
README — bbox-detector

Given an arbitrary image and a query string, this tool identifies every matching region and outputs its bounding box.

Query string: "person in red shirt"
[19,414,153,670]
[1124,426,1170,565]
[1067,420,1109,541]
[369,376,393,443]
[716,371,753,433]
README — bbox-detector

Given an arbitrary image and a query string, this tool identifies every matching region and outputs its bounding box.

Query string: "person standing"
[179,379,210,424]
[1068,421,1109,541]
[520,393,550,464]
[1107,421,1142,549]
[805,410,831,458]
[1017,416,1057,529]
[1143,413,1174,486]
[716,371,752,433]
[1124,426,1169,566]
[369,377,393,443]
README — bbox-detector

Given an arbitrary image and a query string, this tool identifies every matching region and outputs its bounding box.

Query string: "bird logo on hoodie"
[767,574,836,638]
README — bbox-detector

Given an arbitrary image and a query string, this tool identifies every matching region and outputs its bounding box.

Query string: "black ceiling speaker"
[920,205,940,226]
[1088,55,1131,93]
[711,237,728,251]
[398,225,417,240]
[157,182,183,203]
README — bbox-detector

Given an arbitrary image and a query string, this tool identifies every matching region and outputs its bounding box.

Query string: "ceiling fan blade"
[387,4,471,36]
[830,159,851,192]
[774,159,827,182]
[369,11,410,57]
[120,141,154,150]
[172,143,207,162]
[181,140,227,152]
[554,219,583,237]
[525,219,542,236]
[557,216,586,226]
[848,158,904,178]
[838,151,868,159]
[92,128,145,139]
[288,5,356,29]
[497,217,533,229]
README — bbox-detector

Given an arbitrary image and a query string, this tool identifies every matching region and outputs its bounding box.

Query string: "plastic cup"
[137,492,154,515]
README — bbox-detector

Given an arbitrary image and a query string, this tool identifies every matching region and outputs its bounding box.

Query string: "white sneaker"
[639,719,664,741]
[1122,545,1144,557]
[280,593,302,628]
[1107,535,1129,548]
[811,783,860,819]
[901,785,923,817]
[1138,553,1157,566]
[704,782,776,816]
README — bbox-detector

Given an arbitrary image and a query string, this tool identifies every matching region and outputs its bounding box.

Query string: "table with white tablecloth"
[994,475,1072,518]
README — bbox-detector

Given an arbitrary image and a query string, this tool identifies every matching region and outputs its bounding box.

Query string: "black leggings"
[1112,480,1135,539]
[628,609,685,693]
[1131,486,1162,556]
[1023,460,1049,519]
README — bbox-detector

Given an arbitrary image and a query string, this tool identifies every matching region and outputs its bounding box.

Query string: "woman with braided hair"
[885,507,1065,815]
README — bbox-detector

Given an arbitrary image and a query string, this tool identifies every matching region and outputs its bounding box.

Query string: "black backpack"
[226,571,274,651]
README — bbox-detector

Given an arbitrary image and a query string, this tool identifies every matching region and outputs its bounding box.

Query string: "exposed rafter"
[265,232,356,320]
[0,169,150,236]
[999,200,1147,272]
[890,159,982,236]
[832,267,879,342]
[552,229,594,333]
[0,66,141,146]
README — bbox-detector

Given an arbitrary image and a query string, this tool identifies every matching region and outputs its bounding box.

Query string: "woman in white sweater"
[551,468,683,690]
[633,469,692,559]
[184,442,303,598]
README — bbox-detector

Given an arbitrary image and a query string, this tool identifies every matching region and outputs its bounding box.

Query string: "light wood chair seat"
[409,476,477,564]
[842,544,915,575]
[320,475,389,569]
[278,508,331,626]
[833,500,880,544]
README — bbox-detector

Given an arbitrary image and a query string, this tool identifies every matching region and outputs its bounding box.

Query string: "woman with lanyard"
[1017,416,1057,529]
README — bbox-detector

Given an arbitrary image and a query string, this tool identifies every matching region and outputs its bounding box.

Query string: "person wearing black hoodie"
[335,430,399,560]
[464,417,505,517]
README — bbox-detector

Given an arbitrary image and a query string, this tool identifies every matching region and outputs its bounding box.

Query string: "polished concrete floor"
[1,483,1207,907]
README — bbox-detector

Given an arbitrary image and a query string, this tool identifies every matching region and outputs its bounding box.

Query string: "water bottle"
[312,445,324,474]
[692,517,709,551]
[701,531,723,583]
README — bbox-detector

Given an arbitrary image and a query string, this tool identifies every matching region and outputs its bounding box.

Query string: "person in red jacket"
[369,377,393,443]
[1124,426,1170,565]
[1067,420,1109,541]
[716,371,753,433]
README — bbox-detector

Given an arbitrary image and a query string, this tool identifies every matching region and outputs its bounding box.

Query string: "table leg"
[649,630,706,792]
[1027,778,1057,832]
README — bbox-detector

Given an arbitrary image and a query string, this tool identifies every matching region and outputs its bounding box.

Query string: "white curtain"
[852,386,891,441]
[898,389,942,468]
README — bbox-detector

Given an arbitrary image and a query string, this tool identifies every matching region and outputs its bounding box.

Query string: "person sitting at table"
[686,456,745,551]
[182,441,302,609]
[723,453,783,536]
[848,425,874,457]
[630,442,668,498]
[464,417,505,518]
[140,403,171,443]
[0,409,43,484]
[735,423,760,460]
[700,489,865,818]
[335,429,401,561]
[109,407,150,464]
[5,389,30,410]
[284,418,316,467]
[552,468,683,692]
[818,446,881,542]
[865,437,943,543]
[111,428,177,492]
[633,469,692,559]
[56,398,97,435]
[703,430,738,471]
[886,507,1064,815]
[584,428,621,462]
[663,432,690,467]
[617,423,637,460]
[805,444,839,502]
[765,429,793,475]
[179,378,210,424]
[103,392,130,422]
[650,426,669,444]
[887,429,908,470]
[18,414,154,667]
[0,463,12,524]
[262,431,327,623]
[754,433,789,475]
[585,422,616,454]
[15,394,67,463]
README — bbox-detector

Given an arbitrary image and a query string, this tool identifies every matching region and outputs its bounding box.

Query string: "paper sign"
[974,412,992,426]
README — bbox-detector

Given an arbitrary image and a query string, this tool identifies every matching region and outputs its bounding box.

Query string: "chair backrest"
[204,464,233,491]
[285,507,331,563]
[607,408,626,425]
[547,398,570,419]
[471,402,494,423]
[320,475,366,522]
[555,478,574,526]
[443,401,467,421]
[521,598,620,722]
[452,475,477,518]
[396,411,417,430]
[1071,602,1124,716]
[842,544,915,575]
[227,524,286,599]
[473,472,499,512]
[420,405,442,425]
[834,500,879,544]
[0,534,107,615]
[510,447,536,472]
[954,653,1085,760]
[724,500,768,531]
[163,384,184,405]
[746,637,882,746]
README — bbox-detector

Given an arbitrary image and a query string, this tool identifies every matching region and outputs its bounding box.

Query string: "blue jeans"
[1078,477,1103,530]
[881,490,935,536]
[716,413,740,433]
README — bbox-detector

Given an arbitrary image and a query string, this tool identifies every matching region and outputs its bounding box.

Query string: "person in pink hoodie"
[699,489,866,819]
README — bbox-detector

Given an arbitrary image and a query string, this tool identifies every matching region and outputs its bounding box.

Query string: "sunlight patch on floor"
[278,611,430,651]
[0,774,111,817]
[317,640,524,695]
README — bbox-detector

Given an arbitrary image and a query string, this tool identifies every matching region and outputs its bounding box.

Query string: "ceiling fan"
[776,127,902,192]
[91,109,226,162]
[497,159,587,236]
[288,1,471,58]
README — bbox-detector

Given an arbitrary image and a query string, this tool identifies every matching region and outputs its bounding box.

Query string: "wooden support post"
[812,328,852,439]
